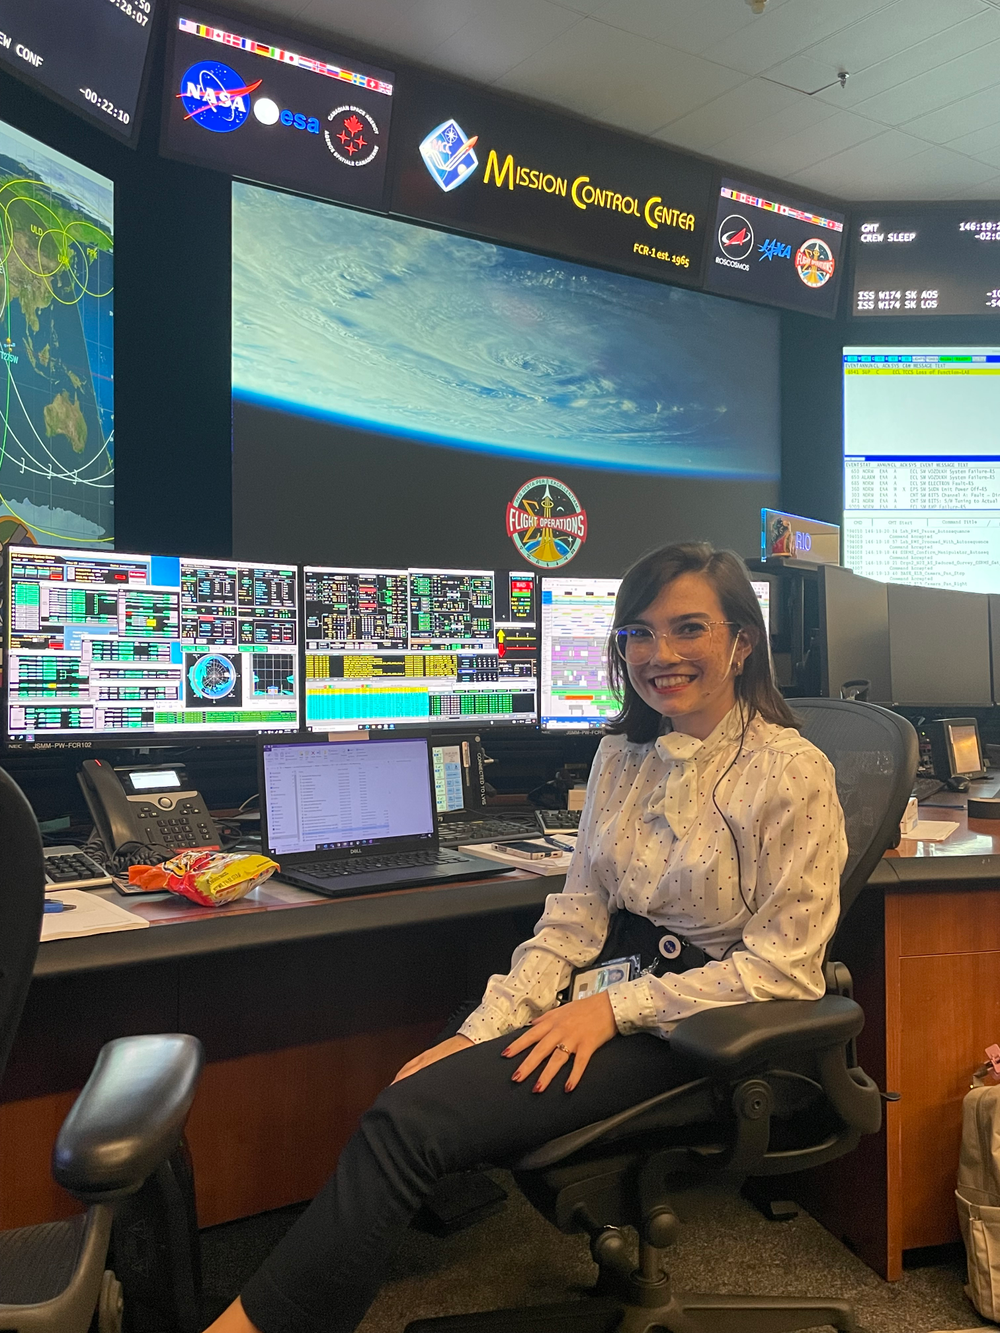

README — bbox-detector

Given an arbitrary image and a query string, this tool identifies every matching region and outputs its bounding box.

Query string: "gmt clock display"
[0,0,159,143]
[853,208,1000,316]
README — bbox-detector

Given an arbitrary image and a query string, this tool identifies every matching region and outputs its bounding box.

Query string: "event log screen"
[0,0,159,142]
[853,209,1000,317]
[843,349,1000,594]
[5,545,300,743]
[303,567,537,730]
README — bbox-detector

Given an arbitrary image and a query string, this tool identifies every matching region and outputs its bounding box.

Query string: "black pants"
[240,1030,694,1333]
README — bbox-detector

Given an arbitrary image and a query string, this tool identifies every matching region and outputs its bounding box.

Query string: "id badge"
[570,954,640,1002]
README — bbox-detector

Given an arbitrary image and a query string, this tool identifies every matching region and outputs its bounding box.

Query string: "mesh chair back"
[0,766,45,1088]
[794,700,918,929]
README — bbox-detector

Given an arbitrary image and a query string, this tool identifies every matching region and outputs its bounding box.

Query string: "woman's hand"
[392,1034,474,1083]
[502,992,617,1093]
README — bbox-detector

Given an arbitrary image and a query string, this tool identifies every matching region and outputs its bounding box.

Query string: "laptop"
[258,734,505,897]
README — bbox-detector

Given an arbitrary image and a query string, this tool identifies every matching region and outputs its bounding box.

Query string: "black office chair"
[0,765,205,1333]
[407,699,918,1333]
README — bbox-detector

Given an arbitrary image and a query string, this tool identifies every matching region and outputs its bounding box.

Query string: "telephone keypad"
[132,794,218,854]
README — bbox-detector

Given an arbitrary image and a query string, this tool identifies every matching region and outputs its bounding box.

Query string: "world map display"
[0,119,113,548]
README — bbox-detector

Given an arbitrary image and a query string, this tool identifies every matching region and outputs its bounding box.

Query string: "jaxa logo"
[758,238,792,262]
[419,119,480,192]
[178,61,260,133]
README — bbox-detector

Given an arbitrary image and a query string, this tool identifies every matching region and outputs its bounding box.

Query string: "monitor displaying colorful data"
[0,0,158,142]
[843,348,1000,593]
[0,120,114,548]
[540,577,621,730]
[303,566,537,731]
[5,545,299,743]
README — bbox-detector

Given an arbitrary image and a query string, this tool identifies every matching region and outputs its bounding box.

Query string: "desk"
[0,869,552,1232]
[796,788,1000,1280]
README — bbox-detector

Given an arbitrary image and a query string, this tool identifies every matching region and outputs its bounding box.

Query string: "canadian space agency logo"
[178,62,261,132]
[718,214,754,261]
[506,477,587,568]
[419,119,480,192]
[795,237,835,288]
[325,106,380,166]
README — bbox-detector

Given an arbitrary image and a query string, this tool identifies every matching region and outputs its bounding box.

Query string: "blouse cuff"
[606,974,657,1036]
[457,1005,510,1044]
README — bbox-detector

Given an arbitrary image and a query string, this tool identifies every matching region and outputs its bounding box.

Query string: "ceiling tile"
[594,54,746,137]
[589,0,764,58]
[292,0,465,59]
[700,0,892,78]
[716,109,882,182]
[496,17,670,115]
[949,124,1000,170]
[850,37,1000,128]
[866,147,999,198]
[944,173,1000,200]
[655,78,806,153]
[903,85,1000,147]
[427,0,581,83]
[759,56,845,95]
[809,6,1000,110]
[787,133,988,199]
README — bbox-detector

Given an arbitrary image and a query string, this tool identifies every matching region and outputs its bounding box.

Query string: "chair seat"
[0,1216,88,1306]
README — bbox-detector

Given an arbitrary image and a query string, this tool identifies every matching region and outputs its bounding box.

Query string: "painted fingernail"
[533,1081,543,1093]
[501,1047,511,1057]
[511,1071,523,1082]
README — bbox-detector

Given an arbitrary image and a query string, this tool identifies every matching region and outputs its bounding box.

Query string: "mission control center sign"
[390,72,714,288]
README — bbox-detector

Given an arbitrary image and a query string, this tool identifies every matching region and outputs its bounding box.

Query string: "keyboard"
[43,845,112,890]
[535,809,582,833]
[301,849,470,879]
[912,777,946,803]
[438,815,538,846]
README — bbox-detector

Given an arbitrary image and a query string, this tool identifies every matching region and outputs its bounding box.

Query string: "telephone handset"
[78,760,221,859]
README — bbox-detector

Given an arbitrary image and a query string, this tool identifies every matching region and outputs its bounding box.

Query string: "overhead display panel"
[0,0,158,143]
[161,3,395,211]
[705,177,845,317]
[389,72,713,287]
[852,208,1000,317]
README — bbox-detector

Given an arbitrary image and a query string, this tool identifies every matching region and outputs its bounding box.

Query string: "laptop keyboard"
[439,815,537,845]
[304,849,470,878]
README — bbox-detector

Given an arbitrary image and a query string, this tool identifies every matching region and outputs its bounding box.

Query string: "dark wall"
[0,51,232,557]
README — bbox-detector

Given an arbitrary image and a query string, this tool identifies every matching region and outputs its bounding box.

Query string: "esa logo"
[253,98,320,134]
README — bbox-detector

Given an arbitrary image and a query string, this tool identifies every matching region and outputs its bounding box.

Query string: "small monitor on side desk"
[4,545,301,745]
[886,582,992,706]
[302,567,538,731]
[926,718,987,785]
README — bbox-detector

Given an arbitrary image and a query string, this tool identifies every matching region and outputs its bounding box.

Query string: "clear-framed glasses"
[613,620,739,664]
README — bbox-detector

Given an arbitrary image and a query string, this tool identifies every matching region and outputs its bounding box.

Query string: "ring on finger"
[556,1043,571,1054]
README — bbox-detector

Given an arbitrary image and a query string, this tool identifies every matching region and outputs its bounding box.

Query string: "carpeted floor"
[199,1174,990,1333]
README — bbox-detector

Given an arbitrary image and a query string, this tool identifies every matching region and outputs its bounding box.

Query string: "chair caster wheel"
[98,1269,123,1333]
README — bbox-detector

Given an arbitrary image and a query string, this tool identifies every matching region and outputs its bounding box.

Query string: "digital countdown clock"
[852,207,1000,317]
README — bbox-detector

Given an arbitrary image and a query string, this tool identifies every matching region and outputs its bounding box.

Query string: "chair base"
[405,1282,865,1333]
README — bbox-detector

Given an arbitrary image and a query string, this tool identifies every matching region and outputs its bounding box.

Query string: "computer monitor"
[430,734,487,817]
[302,567,537,731]
[540,577,621,731]
[4,545,300,745]
[926,718,986,783]
[886,582,991,706]
[817,565,891,703]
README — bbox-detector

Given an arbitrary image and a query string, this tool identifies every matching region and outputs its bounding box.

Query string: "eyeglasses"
[613,620,739,664]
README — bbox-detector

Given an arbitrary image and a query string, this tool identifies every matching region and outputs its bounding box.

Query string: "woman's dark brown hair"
[605,542,798,744]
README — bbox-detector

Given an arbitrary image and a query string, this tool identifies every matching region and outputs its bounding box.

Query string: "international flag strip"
[720,187,842,233]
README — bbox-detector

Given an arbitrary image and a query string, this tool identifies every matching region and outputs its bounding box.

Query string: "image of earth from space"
[232,182,779,479]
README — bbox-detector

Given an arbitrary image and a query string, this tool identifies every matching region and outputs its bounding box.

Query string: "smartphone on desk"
[493,840,564,860]
[79,759,221,861]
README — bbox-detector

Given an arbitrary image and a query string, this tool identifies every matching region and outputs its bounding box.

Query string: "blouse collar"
[644,705,747,839]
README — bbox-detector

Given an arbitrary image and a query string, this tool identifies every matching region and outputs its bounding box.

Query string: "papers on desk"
[41,890,150,941]
[907,820,960,842]
[459,838,574,876]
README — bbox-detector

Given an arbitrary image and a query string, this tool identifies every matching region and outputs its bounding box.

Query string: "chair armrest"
[668,995,863,1082]
[53,1034,204,1202]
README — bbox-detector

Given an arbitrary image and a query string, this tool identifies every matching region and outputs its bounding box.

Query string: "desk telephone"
[79,760,221,859]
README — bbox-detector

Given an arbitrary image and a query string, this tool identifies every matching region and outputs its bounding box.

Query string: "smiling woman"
[201,542,847,1333]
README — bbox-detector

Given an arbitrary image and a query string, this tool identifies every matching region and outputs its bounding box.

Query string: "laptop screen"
[262,737,435,856]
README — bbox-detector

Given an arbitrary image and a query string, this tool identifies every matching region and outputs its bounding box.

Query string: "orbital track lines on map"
[0,181,112,308]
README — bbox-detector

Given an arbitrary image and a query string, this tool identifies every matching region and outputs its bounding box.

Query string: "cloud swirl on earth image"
[232,183,779,479]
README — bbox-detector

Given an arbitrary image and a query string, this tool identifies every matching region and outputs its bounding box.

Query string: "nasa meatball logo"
[178,61,260,133]
[506,477,587,569]
[718,214,754,261]
[325,106,380,166]
[795,237,835,288]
